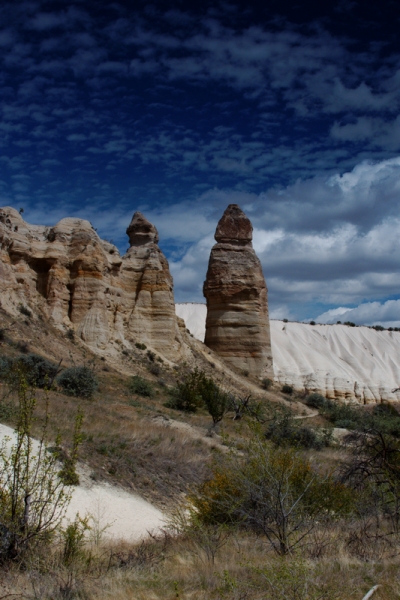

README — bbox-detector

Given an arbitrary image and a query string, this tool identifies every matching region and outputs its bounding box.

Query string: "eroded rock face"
[0,207,184,361]
[203,204,273,378]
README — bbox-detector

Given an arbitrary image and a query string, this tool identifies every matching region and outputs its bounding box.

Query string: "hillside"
[176,303,400,404]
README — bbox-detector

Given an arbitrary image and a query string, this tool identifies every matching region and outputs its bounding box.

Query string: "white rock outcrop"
[175,303,400,404]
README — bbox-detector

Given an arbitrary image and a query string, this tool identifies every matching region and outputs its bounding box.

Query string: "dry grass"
[2,307,400,598]
[0,305,299,507]
[1,524,400,599]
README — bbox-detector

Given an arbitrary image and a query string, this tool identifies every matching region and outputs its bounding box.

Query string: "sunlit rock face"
[203,204,273,378]
[0,207,184,361]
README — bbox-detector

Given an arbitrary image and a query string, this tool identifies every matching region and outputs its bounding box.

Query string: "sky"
[1,0,400,326]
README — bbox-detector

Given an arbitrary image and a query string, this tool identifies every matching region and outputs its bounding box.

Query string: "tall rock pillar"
[122,211,183,360]
[203,204,273,378]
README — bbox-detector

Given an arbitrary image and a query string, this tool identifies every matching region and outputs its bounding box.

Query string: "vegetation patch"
[305,393,400,437]
[0,353,59,389]
[57,366,98,399]
[128,375,153,398]
[265,411,332,450]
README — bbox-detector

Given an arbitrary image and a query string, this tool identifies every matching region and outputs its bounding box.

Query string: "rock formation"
[0,207,184,361]
[203,204,273,378]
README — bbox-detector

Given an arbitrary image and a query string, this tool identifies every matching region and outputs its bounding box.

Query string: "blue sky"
[1,0,400,325]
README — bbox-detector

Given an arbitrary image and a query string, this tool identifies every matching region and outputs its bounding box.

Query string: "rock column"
[203,204,273,378]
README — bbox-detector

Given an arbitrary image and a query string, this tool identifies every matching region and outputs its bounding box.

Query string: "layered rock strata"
[203,204,273,378]
[0,207,184,361]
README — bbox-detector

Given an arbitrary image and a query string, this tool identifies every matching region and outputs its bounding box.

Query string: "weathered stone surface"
[0,207,184,361]
[203,204,273,378]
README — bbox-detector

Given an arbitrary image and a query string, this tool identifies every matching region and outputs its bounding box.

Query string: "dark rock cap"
[214,204,253,244]
[126,212,159,246]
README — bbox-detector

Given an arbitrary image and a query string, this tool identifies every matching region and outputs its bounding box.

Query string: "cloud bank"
[164,157,400,323]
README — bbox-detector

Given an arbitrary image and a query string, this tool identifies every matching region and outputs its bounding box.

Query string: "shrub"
[57,366,98,399]
[265,412,331,450]
[304,392,327,409]
[0,353,58,389]
[344,321,356,327]
[0,376,74,563]
[281,384,293,395]
[18,304,32,318]
[309,320,315,325]
[317,400,400,437]
[135,342,146,350]
[146,350,156,362]
[167,369,229,422]
[0,356,11,380]
[148,363,161,376]
[261,378,273,390]
[200,378,229,425]
[65,328,75,342]
[320,400,365,430]
[190,439,354,555]
[58,409,83,486]
[166,368,205,412]
[129,375,153,398]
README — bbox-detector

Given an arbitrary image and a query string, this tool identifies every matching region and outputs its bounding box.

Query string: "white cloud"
[163,156,400,310]
[316,300,400,327]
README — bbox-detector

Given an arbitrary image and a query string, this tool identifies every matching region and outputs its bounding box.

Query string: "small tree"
[199,376,229,426]
[0,375,72,563]
[191,435,354,555]
[167,368,205,412]
[341,429,400,535]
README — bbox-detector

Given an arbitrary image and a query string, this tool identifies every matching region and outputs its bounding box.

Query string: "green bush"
[135,342,146,350]
[281,384,293,395]
[190,440,354,555]
[0,353,58,389]
[200,377,229,425]
[318,399,400,437]
[57,366,98,399]
[166,369,229,421]
[265,412,331,450]
[261,378,273,390]
[0,356,11,380]
[128,375,153,398]
[166,368,205,412]
[304,393,327,409]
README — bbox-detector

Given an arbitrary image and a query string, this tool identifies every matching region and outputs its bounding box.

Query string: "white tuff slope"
[0,423,165,541]
[176,303,400,404]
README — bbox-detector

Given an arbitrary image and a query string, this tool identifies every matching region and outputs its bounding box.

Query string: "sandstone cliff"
[0,207,185,361]
[203,204,273,379]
